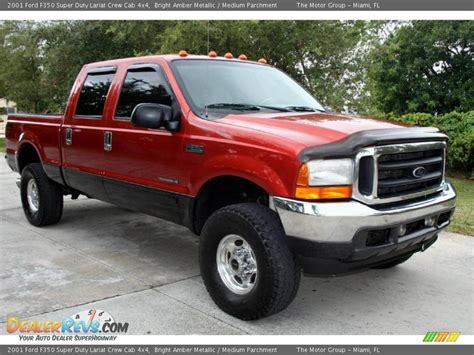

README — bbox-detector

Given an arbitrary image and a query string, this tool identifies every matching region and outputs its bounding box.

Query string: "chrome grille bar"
[353,141,446,205]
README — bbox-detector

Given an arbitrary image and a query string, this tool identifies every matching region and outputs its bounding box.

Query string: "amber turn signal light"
[295,186,352,200]
[295,163,352,200]
[296,164,309,187]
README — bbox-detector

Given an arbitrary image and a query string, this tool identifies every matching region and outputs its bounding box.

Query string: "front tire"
[199,203,300,320]
[21,163,63,227]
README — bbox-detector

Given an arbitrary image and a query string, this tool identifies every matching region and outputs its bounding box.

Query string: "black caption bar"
[2,0,474,11]
[1,345,473,355]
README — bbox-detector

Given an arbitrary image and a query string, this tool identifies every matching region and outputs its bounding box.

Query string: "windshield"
[171,59,325,118]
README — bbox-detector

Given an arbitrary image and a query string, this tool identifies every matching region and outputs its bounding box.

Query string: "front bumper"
[271,182,456,275]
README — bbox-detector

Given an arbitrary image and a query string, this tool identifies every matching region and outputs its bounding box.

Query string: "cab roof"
[83,54,267,70]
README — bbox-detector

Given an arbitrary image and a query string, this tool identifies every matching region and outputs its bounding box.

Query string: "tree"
[40,21,173,111]
[160,20,378,112]
[367,21,474,115]
[0,21,174,112]
[0,20,381,113]
[0,21,48,112]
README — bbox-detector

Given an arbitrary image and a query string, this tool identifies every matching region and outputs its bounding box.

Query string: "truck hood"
[218,112,408,147]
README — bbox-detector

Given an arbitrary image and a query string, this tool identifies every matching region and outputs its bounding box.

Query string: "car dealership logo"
[7,308,129,335]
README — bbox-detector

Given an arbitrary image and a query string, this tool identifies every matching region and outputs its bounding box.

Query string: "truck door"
[101,63,190,224]
[61,66,116,200]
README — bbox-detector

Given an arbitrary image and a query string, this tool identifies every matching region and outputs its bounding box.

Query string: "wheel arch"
[17,141,42,173]
[192,174,272,235]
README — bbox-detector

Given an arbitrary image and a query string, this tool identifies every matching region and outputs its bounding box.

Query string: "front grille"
[377,149,444,198]
[354,141,446,204]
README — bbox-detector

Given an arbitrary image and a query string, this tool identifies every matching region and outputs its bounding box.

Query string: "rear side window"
[75,72,114,117]
[115,68,172,119]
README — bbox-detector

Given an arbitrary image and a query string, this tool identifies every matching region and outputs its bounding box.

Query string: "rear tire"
[199,203,300,320]
[21,163,63,227]
[372,255,412,269]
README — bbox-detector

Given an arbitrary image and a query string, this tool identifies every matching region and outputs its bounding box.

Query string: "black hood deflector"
[298,127,448,162]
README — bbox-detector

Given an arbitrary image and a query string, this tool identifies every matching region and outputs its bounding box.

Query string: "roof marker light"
[208,51,217,58]
[238,54,248,60]
[178,50,188,57]
[224,52,234,59]
[258,58,267,64]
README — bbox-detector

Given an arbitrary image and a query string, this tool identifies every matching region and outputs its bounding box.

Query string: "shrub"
[375,111,474,177]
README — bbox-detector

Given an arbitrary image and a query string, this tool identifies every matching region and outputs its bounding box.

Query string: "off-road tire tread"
[21,163,63,226]
[200,203,300,320]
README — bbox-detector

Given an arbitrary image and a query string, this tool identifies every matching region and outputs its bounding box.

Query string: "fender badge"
[185,144,204,154]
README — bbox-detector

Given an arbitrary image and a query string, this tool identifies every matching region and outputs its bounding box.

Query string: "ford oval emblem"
[412,166,427,178]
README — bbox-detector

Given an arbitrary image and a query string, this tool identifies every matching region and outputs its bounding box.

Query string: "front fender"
[189,153,295,197]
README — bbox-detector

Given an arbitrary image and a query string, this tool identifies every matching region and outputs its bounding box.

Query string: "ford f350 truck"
[5,53,456,320]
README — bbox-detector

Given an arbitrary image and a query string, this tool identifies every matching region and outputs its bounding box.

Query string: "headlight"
[295,159,353,200]
[307,159,353,186]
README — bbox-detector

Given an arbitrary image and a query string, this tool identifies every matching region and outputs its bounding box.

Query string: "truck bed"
[5,114,63,172]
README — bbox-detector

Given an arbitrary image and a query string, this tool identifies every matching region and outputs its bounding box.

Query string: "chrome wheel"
[27,179,40,213]
[216,234,258,295]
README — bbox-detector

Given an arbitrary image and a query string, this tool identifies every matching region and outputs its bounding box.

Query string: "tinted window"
[75,72,114,117]
[115,69,172,119]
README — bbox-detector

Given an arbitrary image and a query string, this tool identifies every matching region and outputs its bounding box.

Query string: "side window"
[75,72,114,117]
[115,68,172,119]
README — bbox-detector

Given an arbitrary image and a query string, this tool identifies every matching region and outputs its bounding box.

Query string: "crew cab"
[5,53,456,320]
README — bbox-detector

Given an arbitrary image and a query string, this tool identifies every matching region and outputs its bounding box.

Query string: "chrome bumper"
[271,182,456,243]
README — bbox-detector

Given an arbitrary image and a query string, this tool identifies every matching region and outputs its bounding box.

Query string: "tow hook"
[16,178,21,189]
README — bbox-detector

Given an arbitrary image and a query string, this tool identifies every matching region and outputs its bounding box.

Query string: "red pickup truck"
[5,53,456,320]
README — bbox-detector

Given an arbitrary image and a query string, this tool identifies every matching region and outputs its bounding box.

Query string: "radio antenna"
[207,20,210,54]
[205,20,210,118]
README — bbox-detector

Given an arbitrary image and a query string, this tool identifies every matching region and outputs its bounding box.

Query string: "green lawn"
[0,137,4,152]
[449,177,474,236]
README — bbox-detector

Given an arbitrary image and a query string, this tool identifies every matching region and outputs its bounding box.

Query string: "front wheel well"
[193,176,269,235]
[17,144,41,173]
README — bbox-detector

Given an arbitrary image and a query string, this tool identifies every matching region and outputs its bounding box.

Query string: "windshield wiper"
[256,105,292,112]
[204,103,324,116]
[205,103,296,113]
[285,106,325,112]
[205,103,261,111]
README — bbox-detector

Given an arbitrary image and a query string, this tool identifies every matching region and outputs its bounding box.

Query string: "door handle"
[65,128,72,145]
[104,131,112,151]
